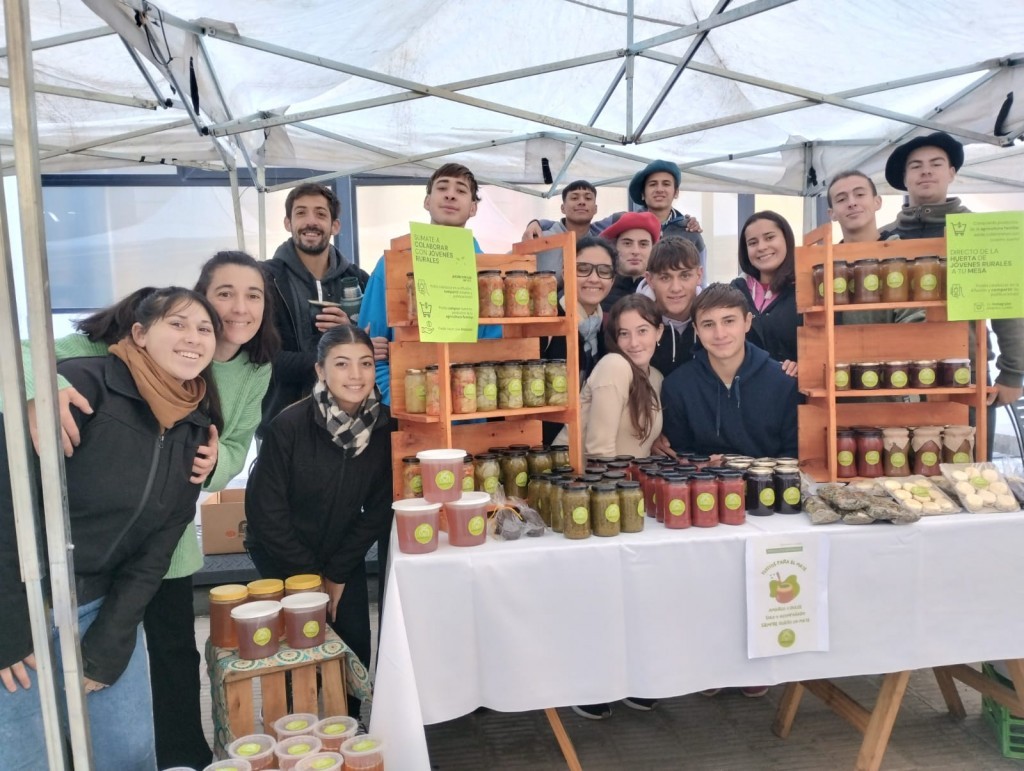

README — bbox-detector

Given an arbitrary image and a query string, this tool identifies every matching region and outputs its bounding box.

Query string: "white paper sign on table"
[745,534,829,659]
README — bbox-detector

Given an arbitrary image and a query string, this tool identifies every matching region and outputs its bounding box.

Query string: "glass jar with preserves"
[523,360,547,407]
[938,258,947,295]
[473,361,498,411]
[837,428,857,478]
[530,271,558,317]
[745,467,775,516]
[406,272,418,323]
[496,361,524,409]
[425,364,441,416]
[939,358,971,387]
[404,368,427,413]
[834,362,851,391]
[462,455,476,493]
[585,464,608,477]
[209,584,248,648]
[285,574,323,595]
[590,482,621,537]
[942,425,975,464]
[654,473,672,523]
[402,456,423,498]
[773,468,802,514]
[911,426,942,476]
[832,260,852,305]
[641,469,661,520]
[855,428,883,478]
[552,464,575,478]
[527,474,549,518]
[504,270,531,317]
[602,472,627,485]
[561,482,591,540]
[881,428,910,477]
[474,453,501,496]
[852,362,882,390]
[717,471,746,525]
[545,360,569,406]
[884,361,910,389]
[451,364,477,414]
[690,472,718,527]
[547,478,567,533]
[526,448,553,476]
[662,475,691,529]
[617,481,644,533]
[478,270,504,318]
[549,445,570,469]
[910,256,943,301]
[880,257,909,302]
[811,264,825,304]
[690,454,711,470]
[500,451,529,498]
[910,360,938,388]
[851,258,882,303]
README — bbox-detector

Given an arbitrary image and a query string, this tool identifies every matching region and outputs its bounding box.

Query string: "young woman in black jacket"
[246,325,393,717]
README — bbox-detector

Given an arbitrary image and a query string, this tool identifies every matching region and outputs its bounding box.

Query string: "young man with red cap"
[598,211,661,311]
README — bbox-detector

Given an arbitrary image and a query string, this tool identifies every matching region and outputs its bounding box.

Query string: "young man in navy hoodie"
[661,283,798,458]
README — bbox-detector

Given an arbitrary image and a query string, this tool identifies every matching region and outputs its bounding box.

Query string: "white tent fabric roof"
[3,0,1024,196]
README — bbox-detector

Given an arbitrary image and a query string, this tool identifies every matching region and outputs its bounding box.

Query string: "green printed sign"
[410,222,479,341]
[946,212,1024,321]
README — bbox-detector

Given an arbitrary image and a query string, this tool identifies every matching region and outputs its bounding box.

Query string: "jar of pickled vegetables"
[548,478,567,533]
[590,482,621,537]
[406,272,418,323]
[504,270,531,317]
[497,361,524,409]
[530,271,558,317]
[402,456,423,498]
[561,482,591,539]
[404,368,426,413]
[544,360,568,406]
[474,453,501,495]
[478,270,504,318]
[425,365,441,416]
[617,481,644,533]
[549,446,570,469]
[462,455,476,493]
[474,362,498,411]
[451,364,477,414]
[501,452,529,498]
[523,360,547,407]
[526,448,552,475]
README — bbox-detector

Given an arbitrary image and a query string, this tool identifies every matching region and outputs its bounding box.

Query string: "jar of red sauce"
[209,584,248,648]
[689,473,719,527]
[837,429,857,478]
[855,428,883,478]
[661,475,691,529]
[641,468,661,519]
[716,471,746,525]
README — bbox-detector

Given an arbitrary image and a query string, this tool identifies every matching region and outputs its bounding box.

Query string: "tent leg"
[229,168,246,252]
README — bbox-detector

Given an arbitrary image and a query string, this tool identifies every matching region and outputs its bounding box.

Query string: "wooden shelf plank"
[800,300,946,314]
[802,387,978,399]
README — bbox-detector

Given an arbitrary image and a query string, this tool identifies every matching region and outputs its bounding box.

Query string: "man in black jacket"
[261,183,370,433]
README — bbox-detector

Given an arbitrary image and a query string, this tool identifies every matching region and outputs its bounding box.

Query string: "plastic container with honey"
[209,584,248,648]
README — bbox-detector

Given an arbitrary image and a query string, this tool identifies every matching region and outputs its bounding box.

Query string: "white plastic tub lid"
[416,449,466,462]
[445,491,492,508]
[229,600,282,619]
[280,591,330,611]
[392,497,443,513]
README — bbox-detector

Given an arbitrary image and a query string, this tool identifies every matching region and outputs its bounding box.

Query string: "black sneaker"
[571,703,612,720]
[622,697,658,711]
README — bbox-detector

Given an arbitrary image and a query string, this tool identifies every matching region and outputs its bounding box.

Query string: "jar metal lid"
[478,269,502,275]
[616,481,642,489]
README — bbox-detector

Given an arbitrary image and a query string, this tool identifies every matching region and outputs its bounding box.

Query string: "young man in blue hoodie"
[661,283,798,458]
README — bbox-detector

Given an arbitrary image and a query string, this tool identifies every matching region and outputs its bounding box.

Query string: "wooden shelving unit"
[384,232,584,498]
[795,224,990,481]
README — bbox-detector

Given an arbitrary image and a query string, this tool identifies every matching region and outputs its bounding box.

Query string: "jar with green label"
[547,477,567,532]
[474,453,501,495]
[474,362,498,411]
[451,363,477,414]
[504,270,532,317]
[811,264,825,303]
[402,456,423,498]
[561,482,591,539]
[880,257,909,302]
[544,359,569,406]
[717,471,746,525]
[855,428,883,478]
[523,360,547,407]
[744,467,775,516]
[884,360,910,389]
[910,256,942,301]
[773,468,802,514]
[590,482,621,537]
[911,426,942,476]
[939,358,971,387]
[530,271,558,317]
[497,361,524,409]
[662,475,691,529]
[549,446,570,468]
[527,474,550,519]
[882,427,910,477]
[910,359,938,388]
[425,365,441,416]
[406,272,418,323]
[834,362,851,391]
[852,362,882,390]
[462,455,476,493]
[689,472,718,527]
[852,258,882,303]
[478,270,505,318]
[941,425,975,464]
[526,448,553,475]
[832,260,851,305]
[404,368,427,413]
[837,428,857,479]
[501,451,529,498]
[617,481,644,533]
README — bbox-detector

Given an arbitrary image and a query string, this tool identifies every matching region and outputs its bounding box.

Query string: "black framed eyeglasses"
[576,262,614,279]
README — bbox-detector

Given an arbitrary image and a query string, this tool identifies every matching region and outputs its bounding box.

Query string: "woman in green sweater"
[16,251,279,768]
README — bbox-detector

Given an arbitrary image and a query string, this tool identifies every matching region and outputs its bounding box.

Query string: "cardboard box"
[201,489,248,554]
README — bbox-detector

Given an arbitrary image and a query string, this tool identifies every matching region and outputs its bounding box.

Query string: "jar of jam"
[910,360,938,388]
[690,455,711,470]
[880,257,909,302]
[911,426,942,476]
[462,455,476,493]
[851,258,882,303]
[500,451,529,498]
[530,271,558,317]
[523,360,547,407]
[744,467,775,516]
[402,456,423,498]
[496,361,524,409]
[250,578,286,639]
[811,264,826,304]
[451,364,477,414]
[937,258,947,295]
[406,272,418,323]
[425,364,441,416]
[851,362,882,390]
[590,483,621,537]
[561,482,591,540]
[910,256,943,301]
[855,428,883,478]
[832,260,852,305]
[661,475,691,529]
[884,361,910,389]
[837,428,857,478]
[545,360,569,406]
[834,362,851,391]
[939,358,971,387]
[209,584,248,648]
[474,453,501,495]
[504,270,531,317]
[474,362,498,411]
[641,468,661,520]
[404,368,427,413]
[717,471,746,525]
[773,468,802,514]
[617,481,644,533]
[549,446,570,469]
[285,574,322,595]
[689,472,718,527]
[478,270,504,318]
[942,425,975,464]
[881,428,910,477]
[653,473,673,524]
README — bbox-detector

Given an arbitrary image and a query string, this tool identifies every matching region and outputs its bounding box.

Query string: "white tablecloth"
[370,512,1024,770]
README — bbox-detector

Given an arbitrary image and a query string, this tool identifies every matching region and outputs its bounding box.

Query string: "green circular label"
[835,370,849,388]
[848,279,855,293]
[571,506,588,525]
[889,370,908,388]
[637,499,645,516]
[285,719,309,730]
[436,470,455,490]
[760,488,776,506]
[288,743,312,755]
[490,290,504,307]
[920,274,938,291]
[833,277,847,294]
[323,723,348,735]
[837,450,854,467]
[463,383,476,399]
[918,367,935,385]
[552,375,567,393]
[921,451,938,466]
[696,492,715,511]
[484,383,498,400]
[860,370,879,388]
[863,274,879,291]
[253,627,272,646]
[886,272,905,288]
[468,515,485,535]
[312,759,335,770]
[778,629,796,648]
[414,523,434,544]
[889,451,906,468]
[411,474,423,494]
[783,486,800,505]
[953,452,970,463]
[462,475,474,491]
[864,450,880,465]
[817,281,824,297]
[971,476,988,488]
[529,379,545,396]
[414,384,426,399]
[514,287,530,306]
[548,291,557,308]
[303,620,320,639]
[911,485,929,497]
[954,367,970,385]
[507,379,522,394]
[515,471,528,488]
[237,742,262,756]
[668,498,686,516]
[483,476,499,494]
[604,504,620,523]
[725,493,742,510]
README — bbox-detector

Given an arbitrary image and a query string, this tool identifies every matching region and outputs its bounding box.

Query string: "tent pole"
[258,159,267,261]
[229,167,246,252]
[625,0,634,138]
[4,0,93,767]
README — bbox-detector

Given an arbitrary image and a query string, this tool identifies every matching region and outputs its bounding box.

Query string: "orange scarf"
[108,338,207,431]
